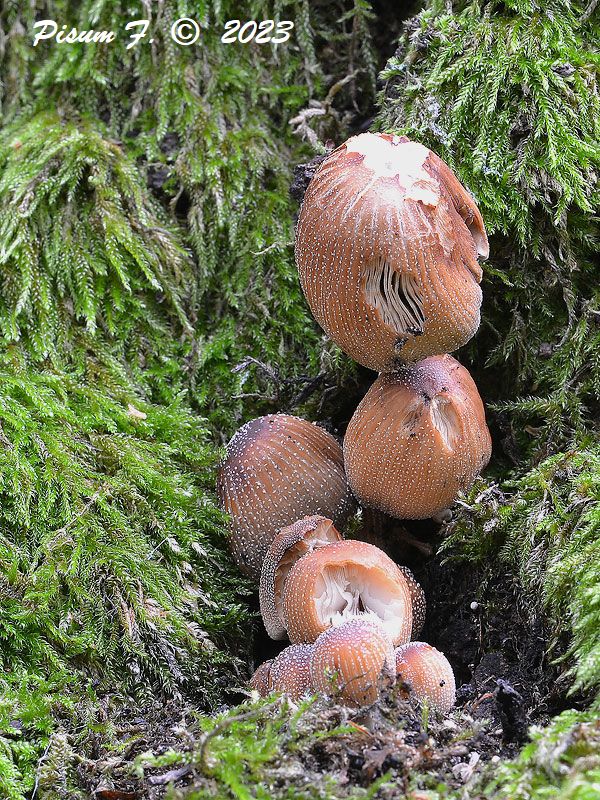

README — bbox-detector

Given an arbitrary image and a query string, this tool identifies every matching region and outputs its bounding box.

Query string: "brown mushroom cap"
[282,540,413,645]
[260,516,343,640]
[310,618,395,707]
[343,354,492,519]
[269,643,314,701]
[249,660,272,697]
[217,414,356,580]
[399,566,426,637]
[395,642,456,713]
[295,132,488,372]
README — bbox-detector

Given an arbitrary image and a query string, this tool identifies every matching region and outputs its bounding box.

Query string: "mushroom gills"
[364,258,424,337]
[429,397,461,451]
[314,564,406,641]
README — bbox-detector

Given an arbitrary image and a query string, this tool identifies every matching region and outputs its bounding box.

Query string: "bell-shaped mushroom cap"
[249,660,273,697]
[217,414,356,580]
[269,643,314,701]
[395,642,456,713]
[310,618,395,707]
[260,516,343,640]
[399,566,426,638]
[282,539,413,645]
[343,354,492,519]
[295,132,488,371]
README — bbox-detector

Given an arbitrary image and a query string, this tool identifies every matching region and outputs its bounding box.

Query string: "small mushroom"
[395,642,456,713]
[249,660,272,697]
[310,618,395,706]
[269,643,314,701]
[399,565,426,637]
[343,354,492,519]
[295,132,488,371]
[260,515,343,640]
[282,540,413,645]
[217,414,356,580]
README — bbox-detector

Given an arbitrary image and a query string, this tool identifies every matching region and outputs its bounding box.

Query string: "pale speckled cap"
[344,354,491,520]
[310,617,395,707]
[268,643,314,701]
[395,641,456,713]
[217,414,356,580]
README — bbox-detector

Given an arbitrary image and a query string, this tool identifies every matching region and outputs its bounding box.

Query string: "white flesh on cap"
[314,564,407,643]
[429,397,461,451]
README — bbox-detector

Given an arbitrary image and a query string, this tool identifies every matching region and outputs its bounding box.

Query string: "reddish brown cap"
[269,643,314,701]
[260,516,343,640]
[249,660,272,697]
[310,618,395,706]
[217,414,356,580]
[343,354,491,519]
[295,132,488,371]
[395,642,456,713]
[282,539,413,645]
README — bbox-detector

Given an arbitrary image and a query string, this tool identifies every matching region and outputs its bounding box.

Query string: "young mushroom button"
[249,660,273,697]
[395,642,456,713]
[282,539,413,646]
[310,618,396,707]
[217,414,356,581]
[295,132,489,371]
[268,643,314,701]
[343,354,492,520]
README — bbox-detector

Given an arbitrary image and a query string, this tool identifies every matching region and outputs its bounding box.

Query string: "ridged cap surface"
[310,618,395,706]
[269,643,314,700]
[217,414,356,580]
[399,565,426,637]
[344,355,491,519]
[295,132,488,371]
[395,641,456,713]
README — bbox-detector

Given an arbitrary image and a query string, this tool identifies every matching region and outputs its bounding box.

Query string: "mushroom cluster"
[249,519,455,710]
[218,132,492,712]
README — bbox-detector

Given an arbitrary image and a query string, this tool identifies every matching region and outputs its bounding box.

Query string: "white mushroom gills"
[282,540,413,646]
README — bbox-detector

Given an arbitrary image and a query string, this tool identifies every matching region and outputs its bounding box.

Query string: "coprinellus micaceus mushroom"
[217,414,355,580]
[344,354,491,520]
[295,132,489,371]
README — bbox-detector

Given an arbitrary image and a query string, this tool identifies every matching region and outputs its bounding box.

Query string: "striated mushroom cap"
[399,566,426,638]
[260,515,343,640]
[395,642,456,713]
[344,354,492,519]
[310,618,395,706]
[295,132,489,371]
[217,414,356,580]
[249,660,272,697]
[269,643,314,701]
[282,539,413,645]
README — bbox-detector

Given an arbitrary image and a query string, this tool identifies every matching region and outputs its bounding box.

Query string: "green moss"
[479,710,600,799]
[377,0,600,452]
[0,367,251,691]
[0,112,192,397]
[0,0,377,432]
[445,445,600,699]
